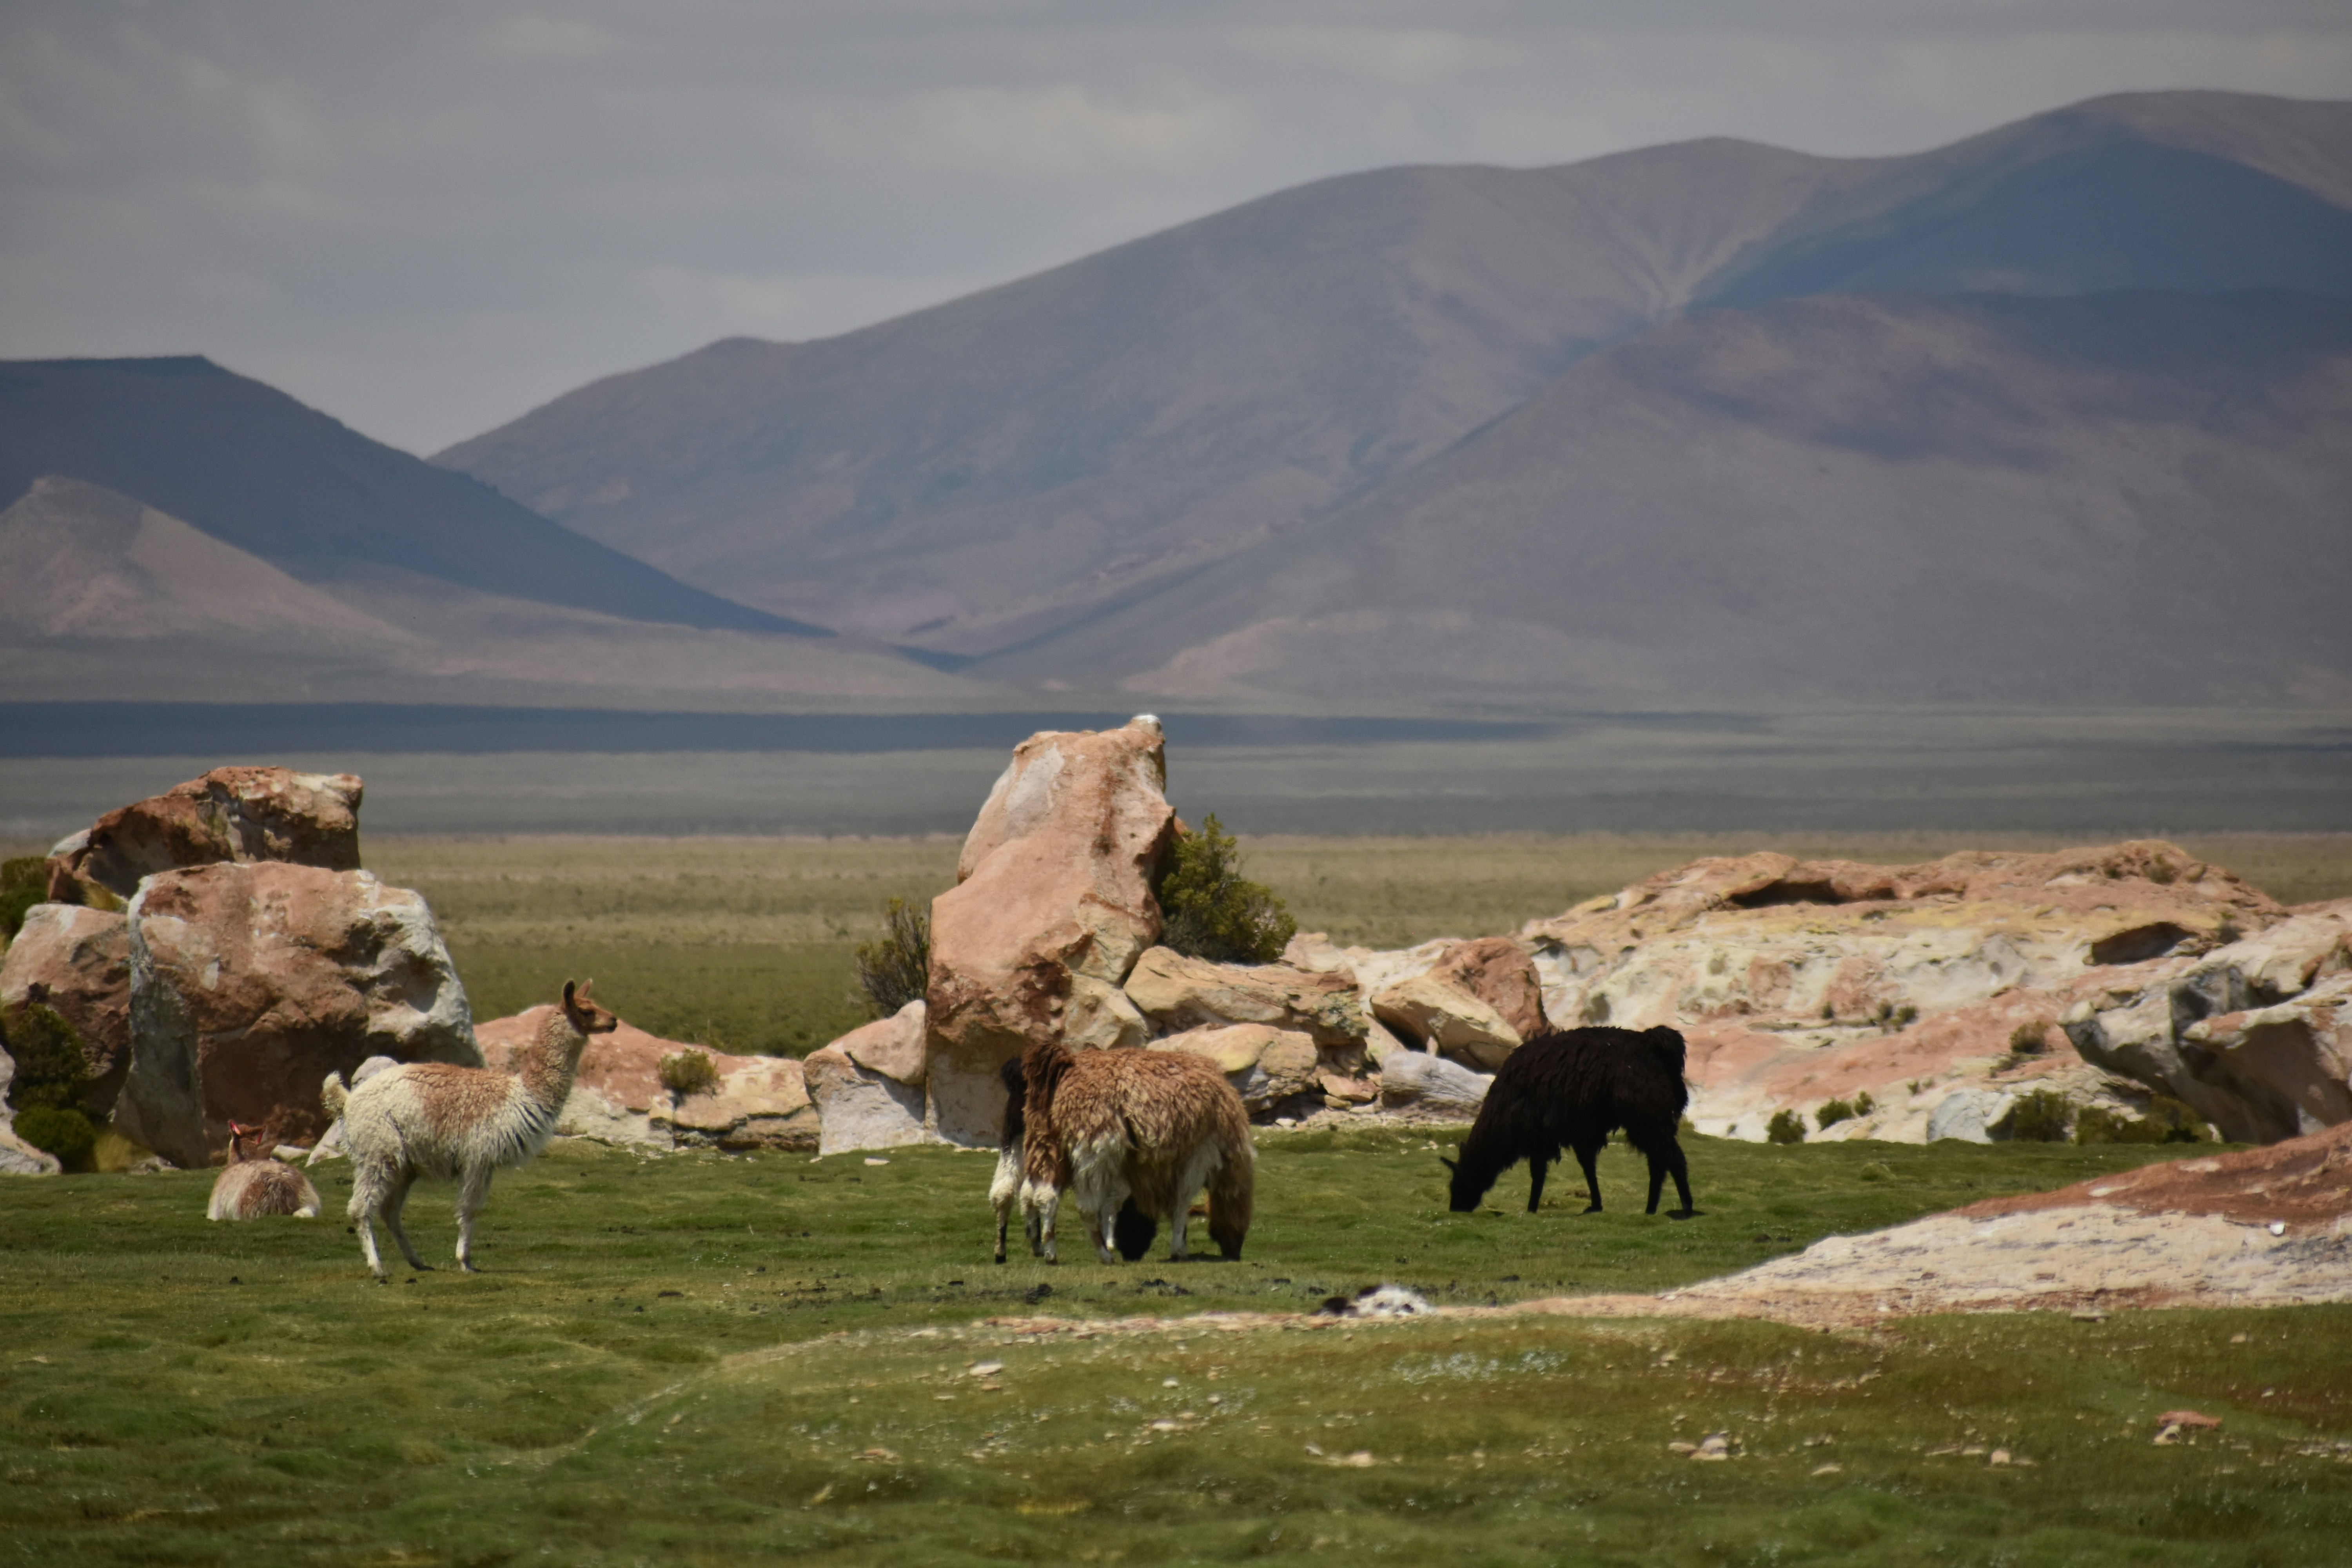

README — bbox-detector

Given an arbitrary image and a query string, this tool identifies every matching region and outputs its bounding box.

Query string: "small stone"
[1989,1449,2012,1466]
[1667,1442,1698,1456]
[1810,1463,1842,1477]
[969,1361,1004,1377]
[865,1157,890,1166]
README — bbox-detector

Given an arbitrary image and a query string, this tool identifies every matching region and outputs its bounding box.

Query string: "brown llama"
[206,1121,323,1221]
[1020,1038,1253,1264]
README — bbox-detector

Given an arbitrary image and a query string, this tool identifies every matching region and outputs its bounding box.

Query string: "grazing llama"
[991,1054,1156,1264]
[1020,1039,1253,1264]
[323,980,615,1279]
[206,1121,323,1221]
[1444,1025,1695,1217]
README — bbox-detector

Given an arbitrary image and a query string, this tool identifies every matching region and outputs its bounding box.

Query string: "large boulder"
[925,717,1178,1145]
[1522,841,2281,1034]
[1427,937,1548,1040]
[477,1007,819,1152]
[804,1001,932,1155]
[2064,902,2352,1144]
[120,863,478,1167]
[1372,973,1521,1069]
[49,767,363,906]
[1123,946,1367,1047]
[0,904,132,1118]
[1150,1023,1321,1118]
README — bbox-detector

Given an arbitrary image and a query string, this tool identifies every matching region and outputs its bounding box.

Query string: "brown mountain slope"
[435,92,2352,672]
[0,477,1005,710]
[997,292,2352,708]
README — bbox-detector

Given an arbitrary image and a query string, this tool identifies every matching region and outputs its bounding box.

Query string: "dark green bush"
[4,1003,90,1117]
[853,897,931,1019]
[1153,814,1295,965]
[1765,1109,1805,1145]
[657,1048,720,1099]
[2076,1096,2209,1145]
[1997,1089,2073,1143]
[1816,1098,1856,1131]
[2007,1020,2049,1057]
[0,857,48,941]
[12,1105,95,1167]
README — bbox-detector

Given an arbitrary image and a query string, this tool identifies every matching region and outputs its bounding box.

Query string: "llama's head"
[1440,1152,1494,1213]
[1643,1025,1688,1079]
[228,1121,263,1163]
[562,980,621,1039]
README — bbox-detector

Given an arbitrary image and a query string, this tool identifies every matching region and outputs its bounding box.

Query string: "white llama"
[322,980,616,1279]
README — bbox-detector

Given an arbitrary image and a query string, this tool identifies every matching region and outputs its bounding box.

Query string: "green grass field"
[5,1129,2348,1565]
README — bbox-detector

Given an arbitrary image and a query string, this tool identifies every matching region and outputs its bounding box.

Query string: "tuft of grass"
[853,896,930,1019]
[657,1047,720,1098]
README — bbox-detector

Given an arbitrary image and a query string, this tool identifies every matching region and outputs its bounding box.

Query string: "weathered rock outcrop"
[49,767,363,906]
[1377,1049,1493,1119]
[1123,946,1366,1047]
[0,904,132,1118]
[1372,972,1521,1069]
[926,717,1177,1145]
[120,863,478,1167]
[477,1007,818,1152]
[1427,937,1547,1041]
[1151,1023,1321,1116]
[804,1001,932,1155]
[2063,901,2352,1144]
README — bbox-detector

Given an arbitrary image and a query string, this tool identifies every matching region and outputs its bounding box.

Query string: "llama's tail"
[321,1072,348,1120]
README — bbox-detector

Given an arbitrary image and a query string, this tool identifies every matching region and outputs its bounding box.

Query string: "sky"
[4,2,2349,457]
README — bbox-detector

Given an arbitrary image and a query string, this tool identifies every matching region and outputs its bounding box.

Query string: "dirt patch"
[1955,1120,2352,1232]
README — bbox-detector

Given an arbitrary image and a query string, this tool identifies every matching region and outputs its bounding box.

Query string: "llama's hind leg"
[1573,1139,1606,1213]
[454,1166,494,1272]
[381,1169,432,1271]
[1526,1148,1556,1214]
[347,1161,392,1279]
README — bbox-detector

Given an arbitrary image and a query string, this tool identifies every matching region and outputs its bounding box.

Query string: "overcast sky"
[4,2,2348,456]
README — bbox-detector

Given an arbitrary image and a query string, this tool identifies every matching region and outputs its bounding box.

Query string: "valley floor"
[4,1132,2347,1565]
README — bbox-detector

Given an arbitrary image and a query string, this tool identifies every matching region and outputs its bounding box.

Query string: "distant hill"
[0,355,817,635]
[0,476,1004,710]
[436,89,2352,696]
[1012,291,2352,707]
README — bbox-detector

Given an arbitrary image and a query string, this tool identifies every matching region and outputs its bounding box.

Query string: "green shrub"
[0,857,48,941]
[1996,1089,2073,1143]
[2076,1096,2210,1145]
[12,1105,95,1167]
[4,1003,90,1117]
[1765,1109,1805,1145]
[657,1049,720,1099]
[853,897,931,1019]
[1816,1098,1856,1131]
[1852,1091,1875,1116]
[2007,1020,2049,1057]
[1858,1160,1895,1183]
[1153,813,1296,965]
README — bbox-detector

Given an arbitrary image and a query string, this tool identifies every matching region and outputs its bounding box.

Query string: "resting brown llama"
[991,1055,1156,1264]
[1444,1025,1695,1216]
[1020,1039,1253,1264]
[206,1121,322,1221]
[324,980,616,1279]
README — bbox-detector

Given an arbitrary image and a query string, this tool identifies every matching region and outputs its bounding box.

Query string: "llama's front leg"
[1089,1202,1119,1265]
[381,1170,433,1271]
[1526,1156,1551,1214]
[1573,1140,1605,1214]
[348,1168,390,1280]
[454,1167,494,1272]
[1031,1186,1060,1264]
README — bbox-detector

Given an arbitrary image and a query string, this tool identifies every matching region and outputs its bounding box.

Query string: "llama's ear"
[563,980,578,1008]
[577,978,595,1004]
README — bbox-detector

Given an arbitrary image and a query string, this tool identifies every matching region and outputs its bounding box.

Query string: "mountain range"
[7,89,2350,715]
[434,89,2352,708]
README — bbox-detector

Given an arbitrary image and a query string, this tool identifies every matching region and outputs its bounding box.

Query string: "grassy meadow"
[336,832,2352,1055]
[7,1128,2350,1565]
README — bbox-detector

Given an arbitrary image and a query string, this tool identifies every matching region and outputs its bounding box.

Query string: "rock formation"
[48,766,363,906]
[802,1001,930,1155]
[1123,946,1365,1047]
[477,1006,818,1152]
[1150,1023,1321,1117]
[1371,972,1522,1070]
[0,904,132,1119]
[925,717,1177,1145]
[121,862,478,1167]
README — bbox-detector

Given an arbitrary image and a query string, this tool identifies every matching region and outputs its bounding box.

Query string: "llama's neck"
[512,1009,589,1109]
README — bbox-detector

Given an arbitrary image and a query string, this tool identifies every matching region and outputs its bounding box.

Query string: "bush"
[2007,1021,2049,1057]
[657,1049,720,1099]
[1816,1098,1857,1131]
[1858,1161,1895,1183]
[4,1003,90,1117]
[1997,1089,2073,1143]
[853,898,931,1019]
[2076,1096,2210,1145]
[1852,1091,1875,1116]
[0,857,48,942]
[1765,1109,1806,1145]
[13,1105,95,1167]
[1153,814,1296,965]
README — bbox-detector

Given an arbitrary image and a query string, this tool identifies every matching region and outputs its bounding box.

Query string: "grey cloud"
[2,0,2346,453]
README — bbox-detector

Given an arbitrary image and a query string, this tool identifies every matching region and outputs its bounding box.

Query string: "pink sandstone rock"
[0,903,132,1119]
[1122,946,1366,1047]
[1372,972,1521,1070]
[121,862,477,1167]
[478,1005,816,1152]
[1149,1022,1320,1117]
[50,766,363,906]
[1428,937,1548,1041]
[926,717,1177,1145]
